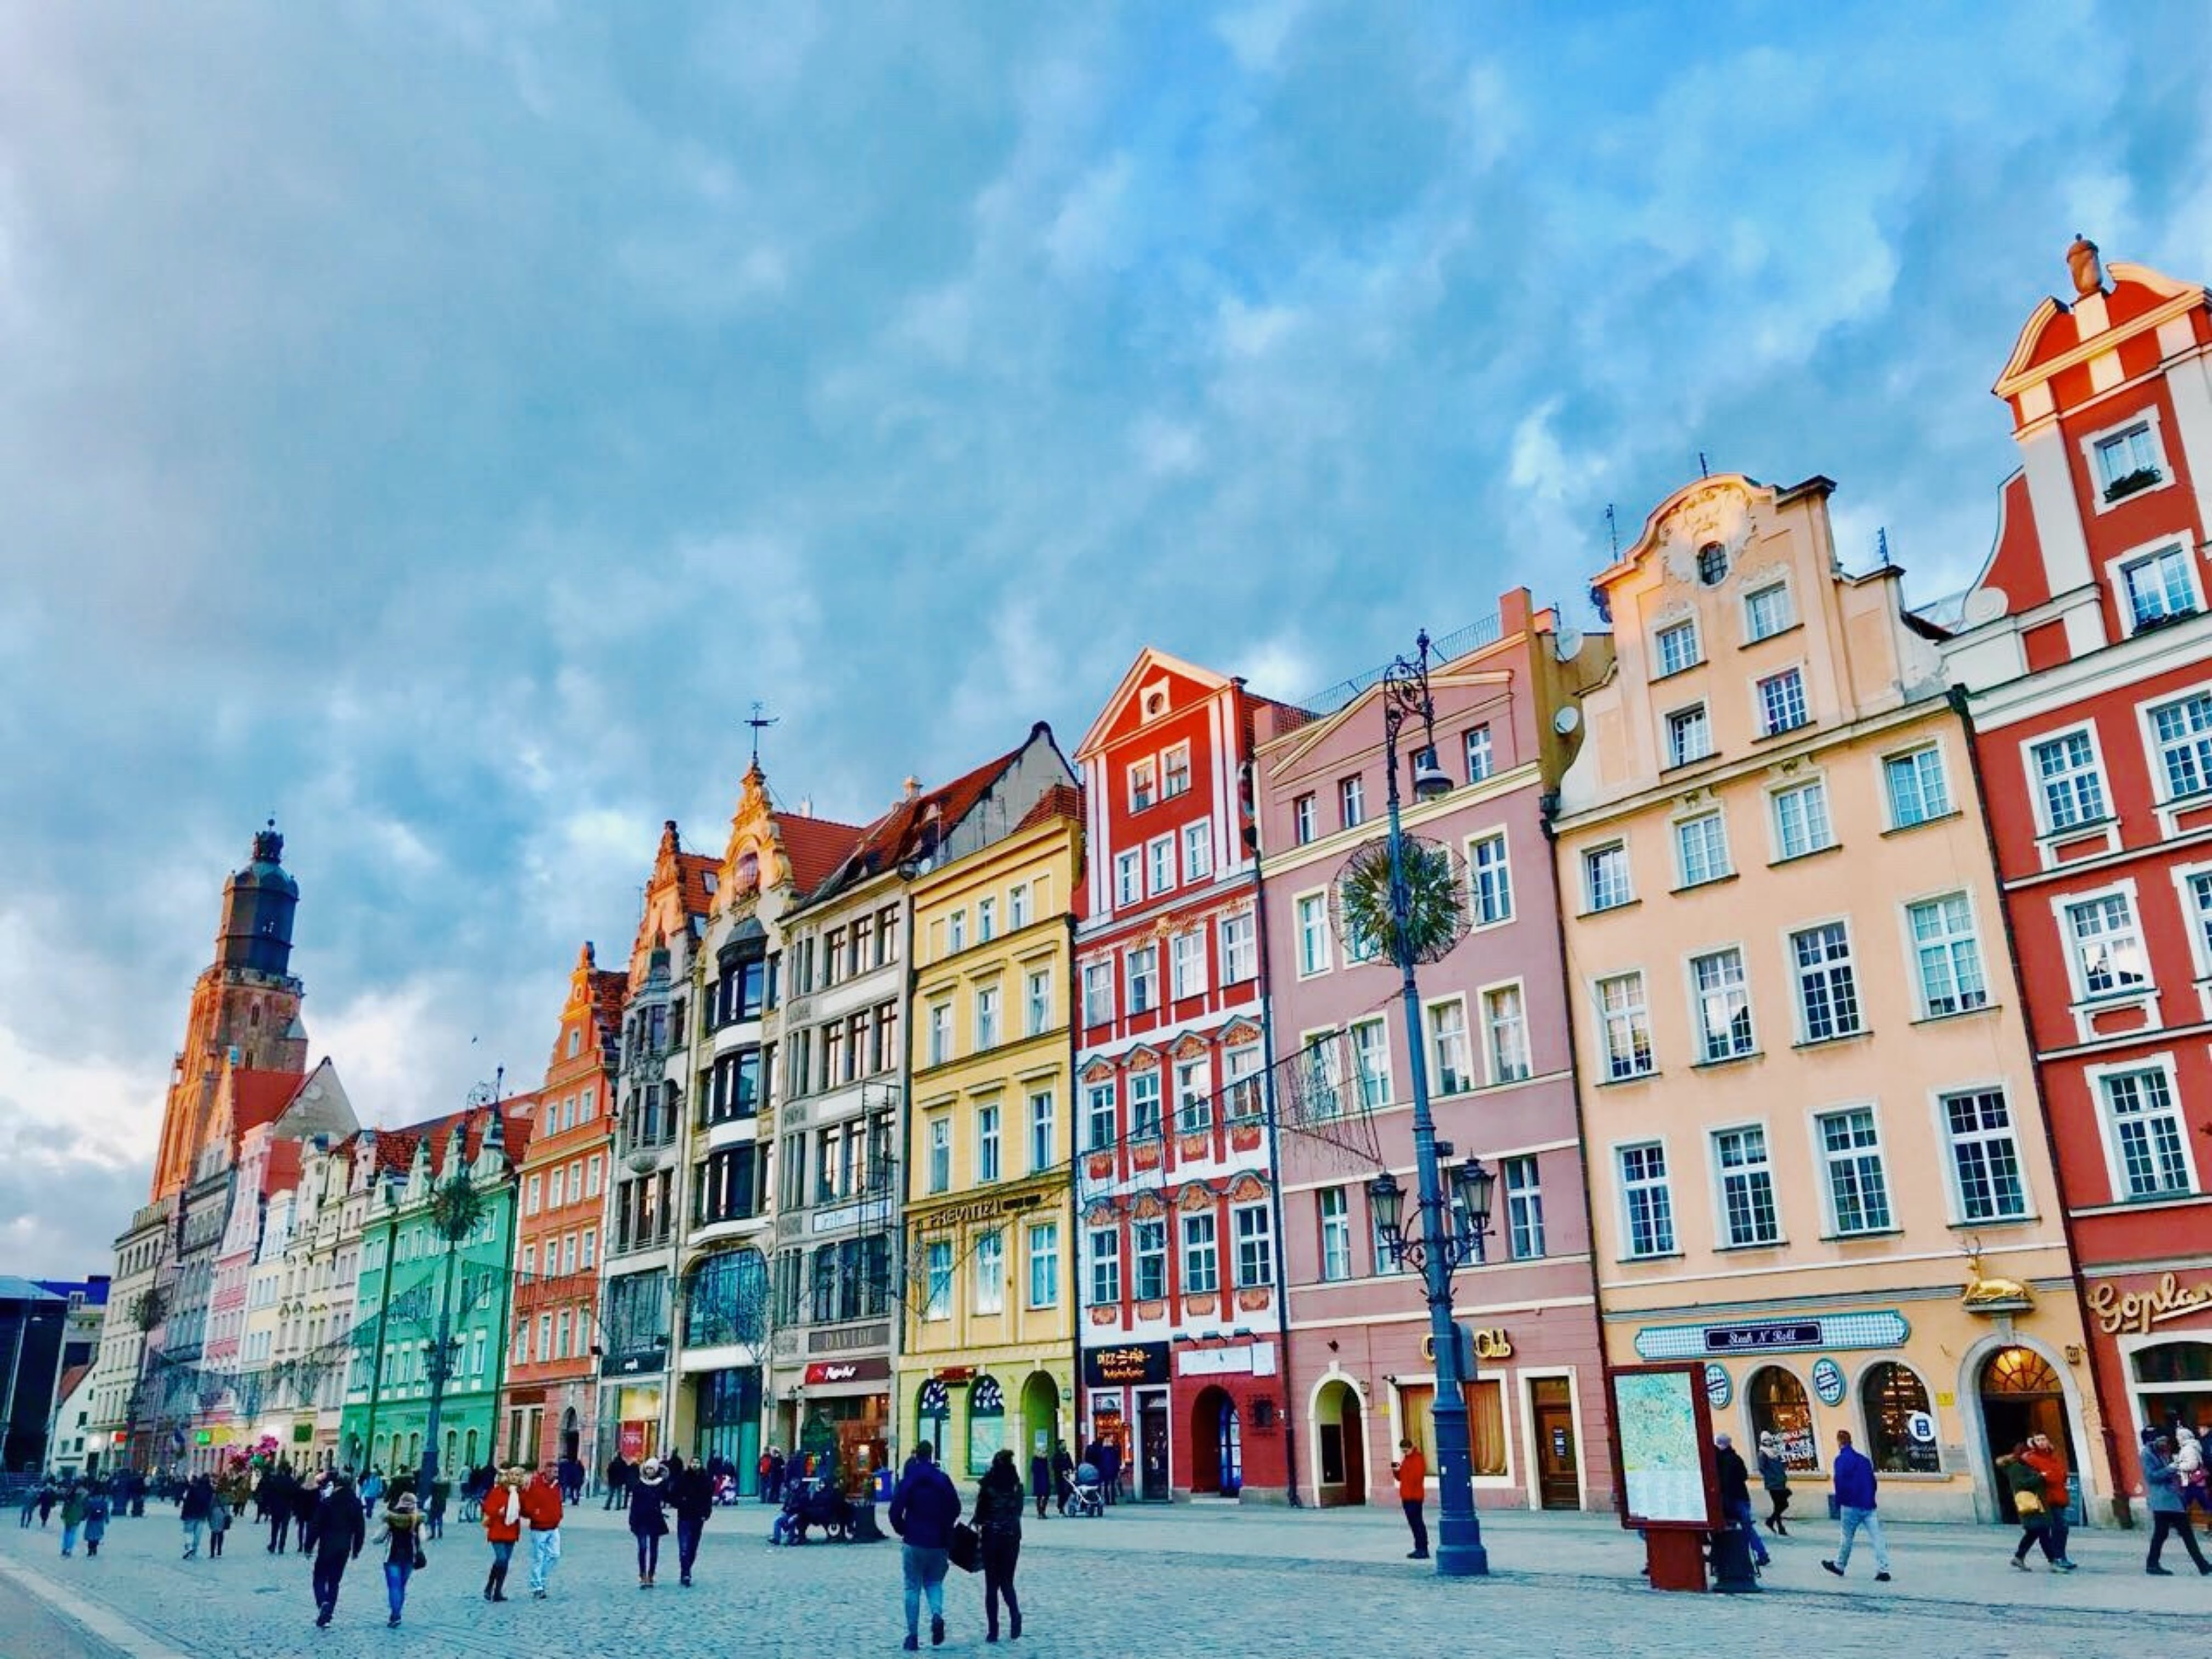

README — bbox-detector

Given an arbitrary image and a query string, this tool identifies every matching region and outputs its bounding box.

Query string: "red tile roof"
[776,814,866,893]
[676,853,719,918]
[55,1363,90,1404]
[804,741,1028,904]
[230,1069,306,1138]
[1015,781,1085,834]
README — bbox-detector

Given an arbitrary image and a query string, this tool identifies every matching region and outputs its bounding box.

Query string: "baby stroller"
[769,1477,855,1544]
[1066,1462,1105,1519]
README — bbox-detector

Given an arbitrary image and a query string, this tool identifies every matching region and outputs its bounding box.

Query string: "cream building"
[1551,473,2100,1522]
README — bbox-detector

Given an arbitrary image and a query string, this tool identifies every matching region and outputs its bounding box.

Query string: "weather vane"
[746,701,779,765]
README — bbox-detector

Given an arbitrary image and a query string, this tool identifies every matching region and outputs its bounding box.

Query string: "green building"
[338,1104,524,1483]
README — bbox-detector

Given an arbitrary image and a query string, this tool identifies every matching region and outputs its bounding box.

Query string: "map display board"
[1610,1363,1718,1530]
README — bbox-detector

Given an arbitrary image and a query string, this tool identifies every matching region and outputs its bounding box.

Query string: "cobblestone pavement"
[4,1498,2207,1658]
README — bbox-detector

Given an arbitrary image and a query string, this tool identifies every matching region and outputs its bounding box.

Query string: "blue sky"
[2,1,2207,1274]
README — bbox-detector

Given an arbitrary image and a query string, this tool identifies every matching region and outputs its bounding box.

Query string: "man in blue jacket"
[888,1442,961,1650]
[1820,1429,1892,1582]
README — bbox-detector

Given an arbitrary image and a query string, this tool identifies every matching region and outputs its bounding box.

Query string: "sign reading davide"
[1084,1341,1170,1387]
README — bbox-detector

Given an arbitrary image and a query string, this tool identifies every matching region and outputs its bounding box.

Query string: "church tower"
[150,823,309,1199]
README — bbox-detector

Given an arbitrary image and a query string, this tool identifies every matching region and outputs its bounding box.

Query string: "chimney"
[903,776,921,801]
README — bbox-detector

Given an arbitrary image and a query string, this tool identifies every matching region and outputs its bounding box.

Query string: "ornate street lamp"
[415,1171,487,1503]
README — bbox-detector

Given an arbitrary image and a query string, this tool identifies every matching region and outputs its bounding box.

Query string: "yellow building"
[1552,475,2098,1523]
[899,766,1083,1482]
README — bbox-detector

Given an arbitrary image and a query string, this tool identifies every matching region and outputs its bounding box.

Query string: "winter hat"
[637,1459,666,1484]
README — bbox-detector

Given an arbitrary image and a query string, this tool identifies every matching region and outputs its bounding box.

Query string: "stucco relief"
[1655,481,1756,587]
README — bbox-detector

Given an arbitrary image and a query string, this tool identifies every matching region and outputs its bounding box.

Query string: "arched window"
[1697,541,1730,586]
[1983,1347,2061,1395]
[1860,1361,1939,1474]
[969,1375,1007,1476]
[1747,1365,1817,1473]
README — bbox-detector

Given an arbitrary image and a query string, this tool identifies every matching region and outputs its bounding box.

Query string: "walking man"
[1821,1429,1892,1582]
[179,1472,213,1559]
[672,1455,714,1587]
[889,1440,960,1651]
[1392,1438,1429,1560]
[1714,1434,1770,1568]
[262,1465,295,1554]
[305,1472,365,1629]
[605,1452,631,1511]
[522,1463,564,1600]
[2019,1434,2076,1570]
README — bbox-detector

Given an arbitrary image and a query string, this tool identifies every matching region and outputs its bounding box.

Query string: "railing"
[1302,611,1504,714]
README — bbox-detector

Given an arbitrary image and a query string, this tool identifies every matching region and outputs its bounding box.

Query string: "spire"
[217,819,300,977]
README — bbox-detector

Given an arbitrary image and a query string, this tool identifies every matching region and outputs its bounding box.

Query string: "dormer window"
[1142,684,1169,720]
[2094,420,2163,503]
[1696,542,1730,586]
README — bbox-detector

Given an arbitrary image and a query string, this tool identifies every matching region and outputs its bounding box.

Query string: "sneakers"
[2011,1556,2032,1571]
[1874,1571,1892,1582]
[902,1639,919,1654]
[2053,1559,2079,1572]
[388,1614,401,1628]
[2148,1564,2174,1576]
[932,1615,946,1646]
[1820,1560,1843,1577]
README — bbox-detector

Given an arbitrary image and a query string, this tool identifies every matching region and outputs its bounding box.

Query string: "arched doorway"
[1979,1346,2076,1522]
[464,1428,479,1470]
[1746,1366,1817,1474]
[1019,1372,1059,1470]
[1313,1378,1366,1506]
[562,1408,581,1463]
[1189,1385,1240,1495]
[917,1380,951,1471]
[443,1429,458,1479]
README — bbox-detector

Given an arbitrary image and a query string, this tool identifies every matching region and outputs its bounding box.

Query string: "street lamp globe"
[1367,1169,1407,1244]
[1410,754,1454,801]
[1452,1156,1496,1239]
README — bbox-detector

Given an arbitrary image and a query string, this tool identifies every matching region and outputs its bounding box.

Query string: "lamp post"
[1368,628,1494,1578]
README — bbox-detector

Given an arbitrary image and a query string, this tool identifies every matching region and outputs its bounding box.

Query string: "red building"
[503,942,627,1472]
[1940,239,2212,1510]
[1071,651,1290,1501]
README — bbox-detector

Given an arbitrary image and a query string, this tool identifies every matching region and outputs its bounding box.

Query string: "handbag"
[2013,1488,2045,1518]
[413,1543,429,1570]
[947,1521,981,1575]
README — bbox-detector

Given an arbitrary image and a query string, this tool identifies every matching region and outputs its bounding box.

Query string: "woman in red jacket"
[481,1466,525,1602]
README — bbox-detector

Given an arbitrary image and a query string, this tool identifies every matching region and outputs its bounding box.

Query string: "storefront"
[788,1357,890,1496]
[2083,1269,2212,1507]
[1082,1340,1170,1501]
[1081,1335,1291,1502]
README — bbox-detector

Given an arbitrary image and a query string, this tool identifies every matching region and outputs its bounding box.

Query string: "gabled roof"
[676,853,719,917]
[1074,647,1237,761]
[800,741,1029,909]
[1015,781,1085,834]
[231,1069,304,1137]
[777,814,866,894]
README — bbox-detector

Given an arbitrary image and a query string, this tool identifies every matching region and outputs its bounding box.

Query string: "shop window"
[1397,1379,1508,1477]
[1747,1366,1818,1474]
[1860,1362,1939,1474]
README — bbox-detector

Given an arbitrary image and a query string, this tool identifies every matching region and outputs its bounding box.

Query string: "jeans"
[383,1559,412,1620]
[981,1534,1021,1635]
[635,1530,661,1578]
[1835,1506,1889,1572]
[529,1529,560,1594]
[1402,1498,1429,1556]
[1728,1496,1770,1564]
[2014,1513,2069,1564]
[268,1511,290,1553]
[60,1523,80,1556]
[2148,1511,2211,1571]
[902,1543,949,1636]
[312,1554,348,1621]
[676,1514,704,1578]
[182,1518,204,1556]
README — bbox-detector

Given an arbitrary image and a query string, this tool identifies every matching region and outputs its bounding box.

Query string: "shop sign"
[1906,1411,1936,1446]
[2086,1274,2212,1336]
[1810,1358,1846,1406]
[1633,1311,1908,1361]
[934,1365,977,1384]
[803,1356,890,1386]
[1703,1364,1731,1409]
[1084,1341,1170,1387]
[1420,1328,1515,1363]
[919,1192,1045,1231]
[1178,1342,1278,1379]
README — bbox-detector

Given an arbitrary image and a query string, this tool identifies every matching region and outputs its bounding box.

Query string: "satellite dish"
[1553,706,1581,736]
[1332,835,1470,968]
[1553,625,1584,663]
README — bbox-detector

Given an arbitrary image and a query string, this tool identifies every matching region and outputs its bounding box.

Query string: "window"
[1182,1213,1219,1294]
[2101,1066,2193,1198]
[1584,843,1632,911]
[526,1174,541,1216]
[1182,821,1212,883]
[1598,973,1654,1080]
[1223,1043,1263,1121]
[1027,1091,1054,1172]
[1816,1107,1892,1235]
[1908,894,1988,1016]
[2150,692,2212,800]
[1133,1220,1167,1300]
[1483,985,1530,1082]
[1757,667,1809,736]
[1129,759,1156,811]
[977,1102,1001,1183]
[1295,894,1331,976]
[1656,619,1700,676]
[1351,1017,1391,1108]
[1944,1089,2028,1221]
[2191,872,2212,963]
[1691,948,1754,1062]
[1114,851,1142,908]
[1028,1222,1059,1308]
[1883,748,1950,828]
[1343,901,1383,965]
[928,1002,952,1066]
[1233,1205,1274,1289]
[1129,1069,1162,1138]
[977,898,996,943]
[1083,963,1113,1027]
[2094,419,2163,497]
[1127,946,1159,1014]
[1464,725,1494,783]
[1469,832,1513,924]
[2031,731,2107,831]
[1147,836,1174,895]
[1025,970,1051,1038]
[1791,922,1863,1041]
[946,911,967,955]
[1009,882,1031,930]
[923,1240,952,1321]
[2066,891,2147,998]
[1772,779,1832,860]
[1696,541,1729,585]
[1425,998,1472,1094]
[1163,743,1192,799]
[1675,813,1730,887]
[1619,1142,1676,1257]
[1293,794,1317,845]
[1219,912,1257,983]
[1318,1188,1352,1282]
[1503,1155,1544,1260]
[1174,1058,1211,1133]
[1745,583,1792,641]
[1713,1125,1780,1246]
[927,1116,951,1194]
[1086,1081,1116,1151]
[973,1231,1004,1316]
[1862,1362,1941,1475]
[2118,544,2197,632]
[1089,1227,1121,1306]
[1171,930,1207,999]
[1666,704,1711,767]
[1338,775,1365,830]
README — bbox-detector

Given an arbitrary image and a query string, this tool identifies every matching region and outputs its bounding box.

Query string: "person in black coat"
[889,1443,961,1651]
[605,1453,631,1511]
[1713,1434,1770,1570]
[1050,1443,1075,1517]
[672,1459,715,1587]
[1028,1452,1052,1520]
[973,1449,1026,1643]
[304,1475,365,1629]
[262,1468,296,1554]
[291,1476,320,1553]
[627,1459,670,1587]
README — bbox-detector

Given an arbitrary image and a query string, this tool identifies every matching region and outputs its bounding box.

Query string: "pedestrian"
[482,1465,524,1602]
[605,1451,631,1511]
[973,1447,1025,1643]
[629,1458,670,1588]
[261,1465,294,1554]
[1820,1429,1892,1583]
[179,1471,214,1559]
[16,1477,37,1528]
[360,1466,384,1522]
[672,1454,713,1587]
[522,1462,564,1600]
[129,1470,146,1519]
[1713,1434,1770,1568]
[207,1488,231,1558]
[83,1486,109,1558]
[304,1472,365,1629]
[2019,1434,2076,1571]
[2142,1433,2212,1575]
[2175,1425,2212,1522]
[757,1448,774,1502]
[291,1475,318,1553]
[39,1480,58,1527]
[427,1475,449,1539]
[1028,1451,1051,1521]
[377,1492,425,1628]
[1097,1438,1121,1506]
[1391,1437,1429,1560]
[1051,1441,1075,1516]
[1999,1444,2052,1572]
[769,1447,787,1504]
[60,1483,87,1558]
[1754,1433,1790,1535]
[888,1440,960,1651]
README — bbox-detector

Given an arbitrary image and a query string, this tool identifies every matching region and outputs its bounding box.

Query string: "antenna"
[745,701,779,766]
[1604,503,1620,561]
[1877,527,1892,569]
[1697,451,1709,479]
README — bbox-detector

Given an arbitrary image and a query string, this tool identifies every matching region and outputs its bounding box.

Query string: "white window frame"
[1181,1211,1219,1295]
[1161,742,1192,800]
[2138,681,2212,806]
[1128,1068,1162,1139]
[1754,664,1810,738]
[1616,1138,1677,1259]
[1664,702,1712,768]
[1114,850,1142,908]
[1027,1089,1054,1172]
[1082,962,1114,1027]
[927,1114,951,1194]
[1583,840,1633,912]
[2087,1054,2199,1202]
[1338,774,1365,831]
[2172,860,2212,983]
[1425,996,1474,1096]
[924,1239,952,1321]
[1502,1154,1544,1260]
[1218,912,1257,983]
[1903,890,1990,1019]
[1709,1121,1782,1249]
[973,1228,1005,1316]
[2108,537,2202,636]
[1788,917,1864,1043]
[1126,944,1160,1015]
[1318,1187,1353,1282]
[1088,1226,1121,1306]
[1293,794,1317,845]
[1009,882,1032,930]
[1128,757,1156,812]
[1025,968,1052,1037]
[1595,971,1655,1081]
[1881,743,1952,830]
[1655,617,1701,676]
[1147,834,1175,896]
[1294,890,1333,978]
[1232,1203,1274,1290]
[2056,879,2150,1005]
[1173,1057,1212,1133]
[2078,404,2171,515]
[1743,579,1795,643]
[2021,721,2112,837]
[1182,819,1214,883]
[1464,725,1494,783]
[1027,1221,1059,1309]
[1350,1016,1392,1109]
[1085,1079,1117,1152]
[1467,829,1514,928]
[1480,979,1531,1084]
[1170,929,1208,1000]
[1688,945,1755,1063]
[1673,810,1731,888]
[1769,776,1834,861]
[1810,1104,1893,1238]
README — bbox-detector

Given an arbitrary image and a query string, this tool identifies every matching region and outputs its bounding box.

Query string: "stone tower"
[150,824,309,1199]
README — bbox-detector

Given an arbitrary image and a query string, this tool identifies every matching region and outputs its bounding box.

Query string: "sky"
[2,1,2208,1277]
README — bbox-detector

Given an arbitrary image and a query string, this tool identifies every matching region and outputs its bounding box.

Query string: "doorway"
[562,1409,580,1463]
[1139,1395,1170,1500]
[1019,1371,1060,1466]
[1189,1386,1240,1494]
[1530,1377,1580,1510]
[1979,1346,2075,1522]
[1314,1378,1367,1506]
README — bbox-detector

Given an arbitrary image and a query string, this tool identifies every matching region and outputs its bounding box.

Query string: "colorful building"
[1938,240,2212,1509]
[1552,471,2095,1522]
[899,733,1082,1483]
[1070,655,1285,1501]
[1253,590,1617,1512]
